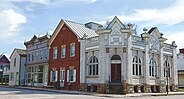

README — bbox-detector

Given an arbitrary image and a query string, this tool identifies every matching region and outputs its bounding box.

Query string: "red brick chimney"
[179,48,184,54]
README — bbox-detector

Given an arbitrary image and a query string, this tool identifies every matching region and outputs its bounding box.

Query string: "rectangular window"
[60,70,65,83]
[14,58,16,67]
[61,45,66,58]
[50,70,58,82]
[53,47,58,59]
[154,66,157,77]
[28,53,30,62]
[139,65,141,75]
[89,64,98,76]
[70,43,75,57]
[133,64,135,75]
[35,51,38,61]
[38,73,43,83]
[67,69,76,82]
[32,53,34,61]
[149,66,151,76]
[10,72,14,81]
[27,73,31,83]
[136,64,138,75]
[45,49,48,59]
[40,50,43,60]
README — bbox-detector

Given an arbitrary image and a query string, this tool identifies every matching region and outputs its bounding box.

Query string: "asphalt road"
[0,87,184,99]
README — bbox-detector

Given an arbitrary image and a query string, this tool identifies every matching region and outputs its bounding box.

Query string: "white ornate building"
[79,16,178,94]
[177,48,184,88]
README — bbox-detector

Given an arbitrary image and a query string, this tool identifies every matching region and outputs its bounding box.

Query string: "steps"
[109,83,123,94]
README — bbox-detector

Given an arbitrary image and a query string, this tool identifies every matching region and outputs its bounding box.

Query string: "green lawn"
[178,88,184,92]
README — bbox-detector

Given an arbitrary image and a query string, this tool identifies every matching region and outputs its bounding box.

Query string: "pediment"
[106,16,125,29]
[148,27,162,39]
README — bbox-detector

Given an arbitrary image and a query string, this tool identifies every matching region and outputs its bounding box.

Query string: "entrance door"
[111,64,121,83]
[60,70,65,87]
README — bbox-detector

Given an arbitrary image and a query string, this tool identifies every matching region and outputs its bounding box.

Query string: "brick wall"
[48,24,80,90]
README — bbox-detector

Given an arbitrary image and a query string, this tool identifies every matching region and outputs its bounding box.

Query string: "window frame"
[88,56,99,76]
[50,70,58,82]
[67,69,76,82]
[149,58,157,77]
[132,56,142,76]
[70,43,75,57]
[61,45,66,58]
[14,58,16,67]
[53,47,58,59]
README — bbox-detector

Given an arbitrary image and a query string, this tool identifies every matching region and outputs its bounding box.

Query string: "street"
[0,87,184,99]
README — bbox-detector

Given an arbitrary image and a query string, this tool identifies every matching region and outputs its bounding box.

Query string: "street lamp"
[166,66,169,95]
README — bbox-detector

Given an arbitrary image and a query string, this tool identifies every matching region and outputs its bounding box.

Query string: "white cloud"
[11,0,49,4]
[0,9,27,40]
[110,0,184,26]
[11,0,97,5]
[165,32,184,49]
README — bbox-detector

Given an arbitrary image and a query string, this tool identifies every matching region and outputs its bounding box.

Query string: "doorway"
[111,55,121,83]
[60,70,65,88]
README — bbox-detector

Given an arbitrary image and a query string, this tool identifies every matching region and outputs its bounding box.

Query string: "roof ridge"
[62,19,85,26]
[14,48,26,51]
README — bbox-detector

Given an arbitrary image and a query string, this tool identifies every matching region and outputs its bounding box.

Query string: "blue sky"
[0,0,184,57]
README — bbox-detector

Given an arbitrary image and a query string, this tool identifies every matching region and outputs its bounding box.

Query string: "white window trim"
[88,56,98,76]
[53,47,58,59]
[50,70,58,82]
[149,58,157,77]
[70,43,75,57]
[61,45,66,58]
[132,56,142,76]
[67,69,76,83]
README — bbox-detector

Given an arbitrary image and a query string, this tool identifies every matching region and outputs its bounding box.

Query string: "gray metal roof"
[15,48,26,57]
[63,19,98,38]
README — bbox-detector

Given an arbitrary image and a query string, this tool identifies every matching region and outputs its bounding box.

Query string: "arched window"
[132,56,142,76]
[164,61,171,77]
[88,56,98,76]
[149,58,157,77]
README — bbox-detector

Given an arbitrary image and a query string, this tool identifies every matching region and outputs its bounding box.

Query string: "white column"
[105,52,110,82]
[145,44,150,84]
[160,48,164,80]
[141,31,151,92]
[80,40,86,83]
[126,35,132,84]
[98,35,106,83]
[172,43,178,90]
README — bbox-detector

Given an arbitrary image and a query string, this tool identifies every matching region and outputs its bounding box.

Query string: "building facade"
[9,48,26,86]
[79,17,178,94]
[45,16,178,94]
[0,54,10,84]
[24,34,50,86]
[177,48,184,88]
[47,20,91,90]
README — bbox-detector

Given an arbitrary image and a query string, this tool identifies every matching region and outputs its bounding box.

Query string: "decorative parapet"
[96,29,111,34]
[141,28,150,42]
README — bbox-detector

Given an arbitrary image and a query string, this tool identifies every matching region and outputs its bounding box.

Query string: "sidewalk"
[1,85,184,98]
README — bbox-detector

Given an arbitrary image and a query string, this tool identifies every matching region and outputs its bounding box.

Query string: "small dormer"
[85,22,103,30]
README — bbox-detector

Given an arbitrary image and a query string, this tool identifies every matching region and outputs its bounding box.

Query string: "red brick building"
[48,19,97,90]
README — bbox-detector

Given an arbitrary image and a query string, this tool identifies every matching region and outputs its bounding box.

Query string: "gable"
[51,24,78,46]
[148,27,161,39]
[0,55,10,63]
[106,16,125,29]
[107,17,125,45]
[49,19,97,46]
